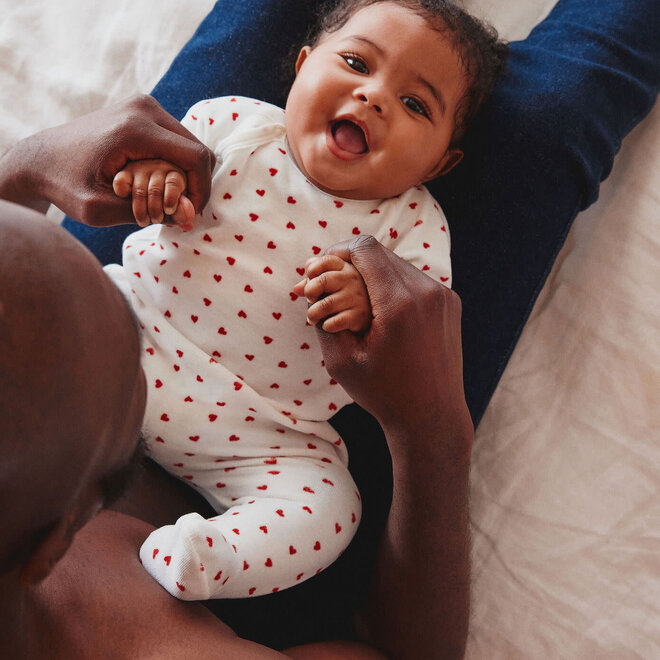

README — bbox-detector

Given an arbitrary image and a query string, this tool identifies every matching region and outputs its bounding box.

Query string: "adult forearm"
[0,134,50,212]
[359,413,473,660]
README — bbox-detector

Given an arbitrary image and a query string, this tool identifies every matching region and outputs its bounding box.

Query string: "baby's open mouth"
[331,120,368,154]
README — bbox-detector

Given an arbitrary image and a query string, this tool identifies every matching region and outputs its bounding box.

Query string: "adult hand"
[0,95,215,226]
[314,235,470,437]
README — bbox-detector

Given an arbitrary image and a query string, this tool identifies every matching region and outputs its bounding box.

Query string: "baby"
[106,0,506,600]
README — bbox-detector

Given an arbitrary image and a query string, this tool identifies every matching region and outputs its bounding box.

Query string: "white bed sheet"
[1,1,657,657]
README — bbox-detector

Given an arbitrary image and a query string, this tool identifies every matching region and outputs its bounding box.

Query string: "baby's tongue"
[333,120,367,153]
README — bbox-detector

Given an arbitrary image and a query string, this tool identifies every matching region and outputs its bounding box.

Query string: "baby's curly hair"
[287,0,509,146]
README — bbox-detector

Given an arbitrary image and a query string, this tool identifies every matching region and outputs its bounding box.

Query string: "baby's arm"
[113,159,195,230]
[294,255,372,333]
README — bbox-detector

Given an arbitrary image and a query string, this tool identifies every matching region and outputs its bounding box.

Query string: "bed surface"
[1,1,657,657]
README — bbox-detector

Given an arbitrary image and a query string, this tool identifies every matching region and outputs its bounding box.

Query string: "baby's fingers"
[113,170,133,198]
[307,291,352,326]
[164,170,186,215]
[169,194,195,231]
[146,170,167,224]
[304,254,346,279]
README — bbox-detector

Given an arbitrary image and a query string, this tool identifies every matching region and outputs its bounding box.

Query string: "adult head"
[0,203,146,587]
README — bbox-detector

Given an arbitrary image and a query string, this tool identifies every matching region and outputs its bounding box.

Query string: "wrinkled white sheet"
[0,1,657,657]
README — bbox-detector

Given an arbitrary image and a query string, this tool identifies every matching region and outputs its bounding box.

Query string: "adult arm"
[0,95,215,225]
[316,236,473,660]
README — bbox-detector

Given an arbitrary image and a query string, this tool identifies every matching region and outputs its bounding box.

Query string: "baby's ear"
[295,46,312,75]
[423,148,464,182]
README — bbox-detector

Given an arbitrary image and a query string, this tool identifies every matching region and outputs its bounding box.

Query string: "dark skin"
[0,97,472,659]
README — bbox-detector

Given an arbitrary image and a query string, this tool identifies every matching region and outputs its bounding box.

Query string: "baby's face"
[285,2,466,200]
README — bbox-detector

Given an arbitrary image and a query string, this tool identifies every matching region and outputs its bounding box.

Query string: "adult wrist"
[0,133,51,212]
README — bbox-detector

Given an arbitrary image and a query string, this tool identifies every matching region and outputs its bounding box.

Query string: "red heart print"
[264,458,277,465]
[318,220,327,228]
[270,383,279,389]
[256,189,265,197]
[234,382,242,390]
[329,402,338,410]
[290,292,299,301]
[245,354,255,361]
[176,349,184,358]
[216,401,226,406]
[232,528,240,535]
[244,285,253,293]
[229,434,240,442]
[172,286,179,294]
[264,336,273,344]
[203,298,212,307]
[265,558,273,567]
[287,196,296,204]
[164,556,171,566]
[209,117,215,126]
[269,168,278,176]
[257,484,268,490]
[223,193,232,200]
[307,442,317,449]
[230,169,237,176]
[303,506,312,514]
[352,227,360,235]
[300,343,310,350]
[370,209,380,214]
[146,348,154,355]
[311,246,321,255]
[196,375,204,382]
[278,361,288,368]
[176,581,186,593]
[189,435,199,442]
[440,276,449,282]
[389,228,398,239]
[267,241,276,249]
[322,478,334,486]
[227,256,236,265]
[249,587,256,595]
[214,571,223,580]
[276,509,285,517]
[260,525,268,534]
[422,265,430,271]
[164,310,171,318]
[335,523,342,533]
[314,541,321,551]
[238,310,247,318]
[245,416,255,421]
[250,213,259,221]
[213,274,222,282]
[155,379,163,388]
[297,573,304,581]
[203,233,212,242]
[191,115,197,121]
[206,537,213,548]
[423,242,430,248]
[174,365,180,371]
[209,414,218,421]
[352,512,357,523]
[329,378,338,385]
[303,486,315,494]
[414,219,423,226]
[409,202,418,209]
[286,221,295,229]
[279,148,286,154]
[183,270,191,278]
[296,267,305,276]
[155,436,165,443]
[441,226,447,232]
[264,266,273,274]
[216,482,226,488]
[303,379,312,385]
[159,259,167,266]
[243,560,250,570]
[294,400,303,406]
[153,548,159,559]
[334,200,343,208]
[160,413,170,422]
[234,234,243,241]
[218,327,227,335]
[289,545,297,555]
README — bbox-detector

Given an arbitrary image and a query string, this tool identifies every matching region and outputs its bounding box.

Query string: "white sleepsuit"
[105,96,451,600]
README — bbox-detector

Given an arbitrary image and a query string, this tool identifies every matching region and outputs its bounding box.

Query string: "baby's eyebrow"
[416,74,446,116]
[350,35,385,56]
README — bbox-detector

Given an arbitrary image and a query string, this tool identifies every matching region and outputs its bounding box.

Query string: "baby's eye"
[402,96,429,118]
[342,53,368,74]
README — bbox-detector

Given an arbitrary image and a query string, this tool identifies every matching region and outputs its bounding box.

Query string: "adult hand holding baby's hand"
[314,235,471,440]
[0,95,214,226]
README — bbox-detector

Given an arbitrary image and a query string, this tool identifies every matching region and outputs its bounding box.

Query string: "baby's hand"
[293,254,372,333]
[113,159,195,230]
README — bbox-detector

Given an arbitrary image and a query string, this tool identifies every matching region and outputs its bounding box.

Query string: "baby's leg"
[139,457,361,600]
